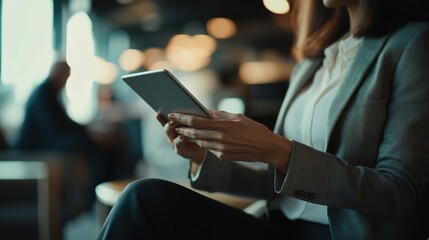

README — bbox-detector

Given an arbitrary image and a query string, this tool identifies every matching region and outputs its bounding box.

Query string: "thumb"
[156,112,168,126]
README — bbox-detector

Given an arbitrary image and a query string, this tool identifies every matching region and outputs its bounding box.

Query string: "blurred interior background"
[0,0,296,239]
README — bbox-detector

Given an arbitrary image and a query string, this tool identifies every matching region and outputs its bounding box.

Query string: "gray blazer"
[191,22,429,239]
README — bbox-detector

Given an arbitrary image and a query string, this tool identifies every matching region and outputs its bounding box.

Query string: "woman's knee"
[121,178,180,203]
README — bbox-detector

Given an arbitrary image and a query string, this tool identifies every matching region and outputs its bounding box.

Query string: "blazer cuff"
[189,151,208,181]
[274,140,327,202]
[274,140,296,193]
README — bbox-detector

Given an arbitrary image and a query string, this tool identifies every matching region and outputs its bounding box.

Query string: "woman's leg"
[97,178,272,240]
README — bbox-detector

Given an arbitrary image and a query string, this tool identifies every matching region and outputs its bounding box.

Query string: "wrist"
[267,135,292,172]
[189,148,206,165]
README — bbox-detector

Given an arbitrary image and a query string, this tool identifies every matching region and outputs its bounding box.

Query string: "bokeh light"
[165,34,216,72]
[93,57,118,85]
[239,60,294,84]
[119,49,145,71]
[263,0,290,14]
[206,17,237,39]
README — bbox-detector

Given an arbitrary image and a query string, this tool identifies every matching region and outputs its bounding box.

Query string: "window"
[1,0,54,89]
[65,11,96,124]
[0,0,54,135]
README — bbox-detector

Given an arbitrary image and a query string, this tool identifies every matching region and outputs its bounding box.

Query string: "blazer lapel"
[274,58,322,134]
[326,35,389,147]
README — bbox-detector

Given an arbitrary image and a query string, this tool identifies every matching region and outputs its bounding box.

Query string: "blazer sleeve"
[274,24,429,216]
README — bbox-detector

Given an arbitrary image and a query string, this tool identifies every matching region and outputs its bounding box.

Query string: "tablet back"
[122,69,213,120]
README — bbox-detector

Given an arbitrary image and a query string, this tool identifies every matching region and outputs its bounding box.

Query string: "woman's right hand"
[156,112,206,165]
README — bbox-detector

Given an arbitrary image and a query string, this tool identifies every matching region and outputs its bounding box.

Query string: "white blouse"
[279,35,363,224]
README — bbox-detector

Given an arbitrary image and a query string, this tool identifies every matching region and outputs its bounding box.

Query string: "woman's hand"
[156,113,206,165]
[168,110,292,172]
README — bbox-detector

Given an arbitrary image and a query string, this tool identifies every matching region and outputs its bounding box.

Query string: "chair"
[0,151,92,240]
[0,159,62,240]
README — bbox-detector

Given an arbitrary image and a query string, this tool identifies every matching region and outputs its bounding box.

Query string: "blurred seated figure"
[13,60,104,209]
[0,127,7,150]
[14,61,80,150]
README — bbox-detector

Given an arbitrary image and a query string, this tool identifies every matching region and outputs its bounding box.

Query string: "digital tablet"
[122,69,214,120]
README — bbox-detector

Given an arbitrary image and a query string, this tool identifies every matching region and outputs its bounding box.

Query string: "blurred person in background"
[0,127,7,150]
[14,61,79,150]
[13,61,105,211]
[98,0,429,239]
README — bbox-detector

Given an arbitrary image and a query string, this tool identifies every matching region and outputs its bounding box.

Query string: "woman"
[98,0,429,239]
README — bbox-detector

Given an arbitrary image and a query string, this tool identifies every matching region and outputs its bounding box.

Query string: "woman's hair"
[291,0,429,60]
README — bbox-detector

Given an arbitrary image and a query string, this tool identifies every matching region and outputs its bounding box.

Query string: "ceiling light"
[263,0,290,14]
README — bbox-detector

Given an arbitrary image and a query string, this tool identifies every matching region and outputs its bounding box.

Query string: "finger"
[156,112,168,126]
[176,127,222,141]
[172,134,184,147]
[164,121,178,143]
[163,121,172,135]
[172,135,186,155]
[210,110,240,120]
[168,113,214,129]
[192,141,252,161]
[191,139,224,152]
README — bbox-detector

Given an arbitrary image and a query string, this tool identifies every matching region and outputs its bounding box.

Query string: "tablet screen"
[122,69,213,120]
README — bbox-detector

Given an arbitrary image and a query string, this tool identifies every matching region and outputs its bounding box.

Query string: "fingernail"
[168,113,175,120]
[175,128,182,134]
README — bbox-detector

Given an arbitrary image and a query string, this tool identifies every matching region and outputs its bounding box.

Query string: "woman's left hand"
[169,110,292,171]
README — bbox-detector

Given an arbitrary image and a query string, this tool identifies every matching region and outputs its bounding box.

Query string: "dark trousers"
[97,179,331,240]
